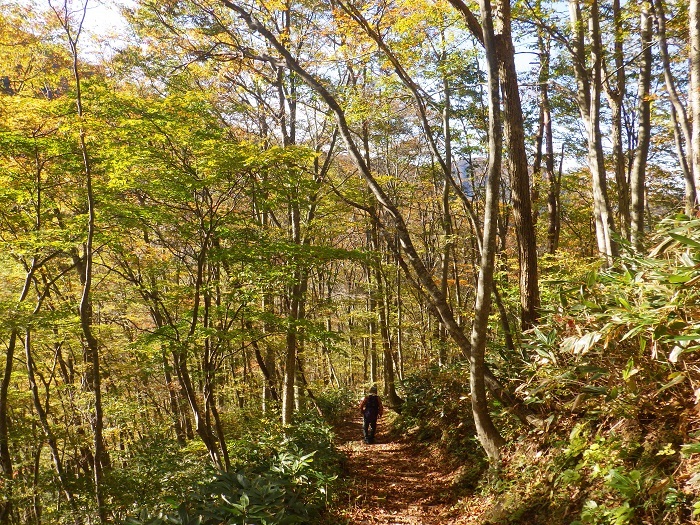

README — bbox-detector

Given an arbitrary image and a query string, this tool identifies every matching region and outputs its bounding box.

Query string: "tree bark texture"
[653,0,695,214]
[630,1,653,250]
[67,16,107,518]
[472,0,507,463]
[569,0,618,263]
[0,331,16,524]
[604,0,629,240]
[493,0,540,329]
[537,33,560,254]
[282,280,301,425]
[689,0,700,206]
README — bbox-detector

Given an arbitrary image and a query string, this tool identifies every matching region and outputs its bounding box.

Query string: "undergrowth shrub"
[314,387,355,426]
[466,216,700,524]
[122,411,342,525]
[107,435,208,518]
[396,365,487,489]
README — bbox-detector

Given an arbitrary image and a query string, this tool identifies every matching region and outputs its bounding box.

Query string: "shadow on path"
[334,414,455,525]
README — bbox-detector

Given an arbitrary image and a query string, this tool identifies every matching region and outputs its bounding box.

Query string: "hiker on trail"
[359,385,383,444]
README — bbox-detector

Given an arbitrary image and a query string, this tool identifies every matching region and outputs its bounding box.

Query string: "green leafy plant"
[123,415,340,525]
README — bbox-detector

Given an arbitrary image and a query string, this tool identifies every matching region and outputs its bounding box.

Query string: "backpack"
[363,395,379,419]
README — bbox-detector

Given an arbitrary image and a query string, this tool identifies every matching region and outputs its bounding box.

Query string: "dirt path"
[334,415,456,525]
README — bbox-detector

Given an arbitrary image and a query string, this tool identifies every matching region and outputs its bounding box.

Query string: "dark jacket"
[359,394,384,419]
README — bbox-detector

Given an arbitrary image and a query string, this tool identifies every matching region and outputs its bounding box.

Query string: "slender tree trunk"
[536,33,559,254]
[588,0,617,260]
[324,318,341,387]
[203,290,230,470]
[395,264,404,380]
[282,288,298,426]
[252,337,279,401]
[654,0,695,213]
[210,402,230,469]
[264,341,278,405]
[62,10,108,518]
[282,191,315,425]
[294,289,308,412]
[261,290,278,409]
[31,442,42,524]
[367,258,379,385]
[604,0,629,239]
[0,331,16,524]
[25,329,80,521]
[179,240,222,462]
[493,286,515,353]
[493,0,540,329]
[371,221,403,407]
[569,0,617,262]
[471,0,506,463]
[439,66,454,363]
[689,0,700,206]
[278,34,315,424]
[173,347,222,466]
[630,1,653,250]
[163,350,186,444]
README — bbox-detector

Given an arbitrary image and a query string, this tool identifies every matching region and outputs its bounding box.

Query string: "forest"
[1,0,700,522]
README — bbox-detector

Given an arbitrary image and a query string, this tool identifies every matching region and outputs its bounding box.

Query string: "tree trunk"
[439,66,454,363]
[395,264,405,380]
[604,0,629,240]
[536,33,559,254]
[163,350,186,444]
[173,347,223,466]
[367,258,379,385]
[25,329,80,522]
[569,0,617,263]
[0,330,16,524]
[65,11,107,517]
[493,0,540,329]
[689,0,700,206]
[203,290,231,470]
[630,1,653,250]
[282,262,303,425]
[371,220,403,407]
[261,221,278,409]
[471,0,507,463]
[654,0,695,214]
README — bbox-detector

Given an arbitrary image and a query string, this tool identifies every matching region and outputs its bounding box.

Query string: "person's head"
[369,385,378,394]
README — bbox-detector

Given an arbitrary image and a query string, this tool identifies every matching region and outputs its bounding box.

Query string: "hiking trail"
[334,414,459,524]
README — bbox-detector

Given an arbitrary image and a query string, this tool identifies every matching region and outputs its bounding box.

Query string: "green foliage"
[125,451,328,525]
[395,365,487,488]
[313,387,356,427]
[466,216,700,524]
[556,428,646,525]
[106,436,208,515]
[123,415,341,525]
[521,216,700,414]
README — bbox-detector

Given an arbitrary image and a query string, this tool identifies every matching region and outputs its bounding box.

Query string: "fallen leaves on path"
[334,415,457,525]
